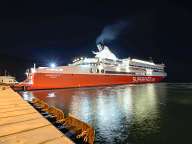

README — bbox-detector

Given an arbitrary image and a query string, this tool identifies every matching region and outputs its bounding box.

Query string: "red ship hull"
[22,73,165,90]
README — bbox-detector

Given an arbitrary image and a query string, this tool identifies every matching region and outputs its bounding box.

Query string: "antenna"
[33,63,36,70]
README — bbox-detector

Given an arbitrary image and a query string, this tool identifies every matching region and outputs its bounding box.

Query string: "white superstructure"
[27,43,166,77]
[0,76,18,85]
[68,43,167,77]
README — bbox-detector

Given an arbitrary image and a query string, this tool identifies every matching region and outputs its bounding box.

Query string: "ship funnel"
[97,42,105,51]
[94,43,118,60]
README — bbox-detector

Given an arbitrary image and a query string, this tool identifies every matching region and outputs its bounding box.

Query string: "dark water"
[20,83,192,144]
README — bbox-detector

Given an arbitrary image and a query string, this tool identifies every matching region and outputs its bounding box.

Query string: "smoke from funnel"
[96,21,128,44]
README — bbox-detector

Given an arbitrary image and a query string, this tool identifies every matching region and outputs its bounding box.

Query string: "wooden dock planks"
[0,86,74,144]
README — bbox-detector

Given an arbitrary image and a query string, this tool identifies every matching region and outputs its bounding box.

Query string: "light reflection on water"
[20,83,192,144]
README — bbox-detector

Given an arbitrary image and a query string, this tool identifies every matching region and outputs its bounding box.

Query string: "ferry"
[17,43,167,90]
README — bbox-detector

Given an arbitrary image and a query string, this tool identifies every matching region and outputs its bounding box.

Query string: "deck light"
[50,63,56,68]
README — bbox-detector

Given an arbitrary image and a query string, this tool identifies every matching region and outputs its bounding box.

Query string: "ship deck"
[0,85,74,144]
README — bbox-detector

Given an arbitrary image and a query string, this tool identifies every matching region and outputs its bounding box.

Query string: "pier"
[0,86,74,144]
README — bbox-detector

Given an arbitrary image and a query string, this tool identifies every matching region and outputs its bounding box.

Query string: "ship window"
[96,69,99,73]
[101,69,104,73]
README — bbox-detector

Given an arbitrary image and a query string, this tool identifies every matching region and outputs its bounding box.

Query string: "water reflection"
[133,84,158,123]
[47,92,56,98]
[22,91,34,101]
[20,83,167,143]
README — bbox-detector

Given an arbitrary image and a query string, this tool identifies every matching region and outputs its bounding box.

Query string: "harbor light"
[50,63,56,68]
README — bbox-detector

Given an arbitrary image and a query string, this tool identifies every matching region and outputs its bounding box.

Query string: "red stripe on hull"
[25,73,165,90]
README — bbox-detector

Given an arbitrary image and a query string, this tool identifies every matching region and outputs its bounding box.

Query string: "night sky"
[0,1,192,82]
